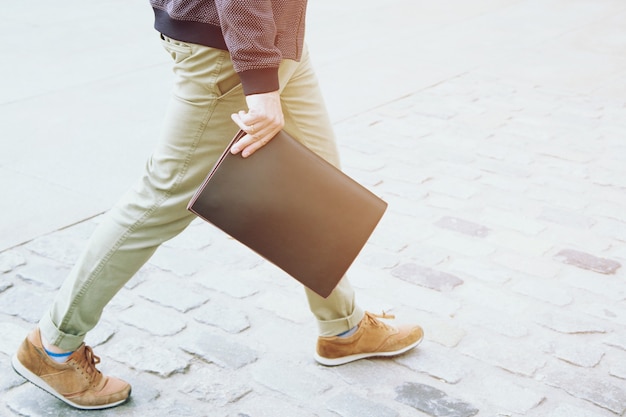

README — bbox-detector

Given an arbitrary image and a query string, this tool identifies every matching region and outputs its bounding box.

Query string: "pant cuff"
[39,312,85,351]
[316,305,365,337]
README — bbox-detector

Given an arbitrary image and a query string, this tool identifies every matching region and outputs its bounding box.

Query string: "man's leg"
[13,38,247,409]
[278,46,424,365]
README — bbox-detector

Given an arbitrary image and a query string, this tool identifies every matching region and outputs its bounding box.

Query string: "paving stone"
[0,250,26,273]
[252,360,332,402]
[533,143,594,163]
[106,290,135,312]
[84,321,117,348]
[554,344,605,368]
[563,269,626,301]
[426,178,479,200]
[254,291,310,324]
[24,235,83,265]
[541,365,626,415]
[6,384,87,417]
[123,264,152,290]
[149,245,214,277]
[410,97,459,120]
[511,278,573,307]
[493,251,561,279]
[554,249,621,274]
[378,178,428,201]
[104,337,189,377]
[479,376,545,414]
[422,318,466,348]
[132,400,198,417]
[391,263,463,292]
[477,157,533,179]
[461,307,529,338]
[448,259,512,284]
[179,331,258,370]
[479,172,529,192]
[0,355,25,391]
[533,311,610,334]
[396,345,466,384]
[537,207,596,229]
[199,237,265,269]
[114,383,161,415]
[588,201,625,223]
[196,268,262,299]
[327,356,416,388]
[15,261,69,290]
[0,280,13,292]
[0,322,29,356]
[593,218,626,243]
[603,333,626,351]
[235,397,321,417]
[193,302,250,334]
[341,149,388,172]
[457,283,532,316]
[481,208,546,235]
[162,219,215,250]
[178,367,252,406]
[459,336,546,377]
[485,230,554,257]
[427,233,496,257]
[608,358,626,380]
[434,216,489,237]
[583,303,626,326]
[0,285,53,323]
[374,241,451,271]
[137,279,210,313]
[394,382,479,417]
[119,305,187,336]
[327,392,399,417]
[550,404,611,417]
[431,162,483,182]
[388,282,462,317]
[357,245,401,269]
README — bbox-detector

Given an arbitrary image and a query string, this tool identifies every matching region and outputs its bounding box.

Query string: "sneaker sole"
[11,354,129,410]
[313,334,424,366]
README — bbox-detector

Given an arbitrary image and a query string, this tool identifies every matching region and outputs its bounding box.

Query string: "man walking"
[12,1,423,409]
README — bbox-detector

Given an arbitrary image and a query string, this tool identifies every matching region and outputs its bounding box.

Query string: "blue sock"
[336,325,358,338]
[45,348,73,363]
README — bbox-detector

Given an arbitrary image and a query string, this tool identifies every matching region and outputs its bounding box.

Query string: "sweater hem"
[153,8,227,51]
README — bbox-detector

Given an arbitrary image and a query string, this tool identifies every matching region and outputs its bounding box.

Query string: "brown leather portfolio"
[187,130,387,298]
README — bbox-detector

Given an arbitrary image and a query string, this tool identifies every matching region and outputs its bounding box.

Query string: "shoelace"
[73,345,102,384]
[364,311,396,330]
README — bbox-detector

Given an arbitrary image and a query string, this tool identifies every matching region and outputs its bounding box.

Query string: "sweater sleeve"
[215,0,281,95]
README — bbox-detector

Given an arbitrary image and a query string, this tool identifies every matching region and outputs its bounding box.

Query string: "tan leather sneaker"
[314,312,424,366]
[11,328,131,410]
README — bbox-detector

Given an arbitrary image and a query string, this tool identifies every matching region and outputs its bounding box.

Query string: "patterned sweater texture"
[150,0,308,95]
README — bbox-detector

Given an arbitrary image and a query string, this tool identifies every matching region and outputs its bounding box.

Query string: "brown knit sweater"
[150,0,308,95]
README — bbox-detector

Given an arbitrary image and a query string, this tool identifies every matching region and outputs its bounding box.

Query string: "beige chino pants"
[39,37,365,351]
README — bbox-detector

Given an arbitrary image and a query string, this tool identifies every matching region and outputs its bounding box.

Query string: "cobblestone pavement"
[2,1,626,417]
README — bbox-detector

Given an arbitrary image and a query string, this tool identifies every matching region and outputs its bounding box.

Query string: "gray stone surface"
[541,364,626,415]
[434,216,490,237]
[179,331,258,370]
[252,360,332,402]
[2,1,626,416]
[554,249,622,274]
[394,382,479,417]
[326,392,400,417]
[391,263,464,292]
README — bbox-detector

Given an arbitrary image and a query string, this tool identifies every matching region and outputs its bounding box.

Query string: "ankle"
[336,325,358,338]
[42,335,73,363]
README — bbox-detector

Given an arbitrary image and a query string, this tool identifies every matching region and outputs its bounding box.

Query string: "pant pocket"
[160,34,192,63]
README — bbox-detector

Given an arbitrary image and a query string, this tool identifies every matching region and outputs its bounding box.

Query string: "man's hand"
[230,91,284,158]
